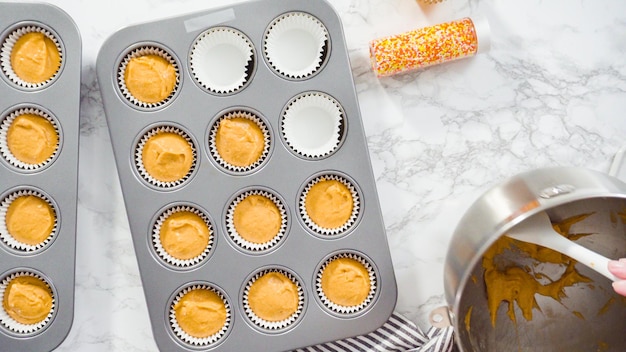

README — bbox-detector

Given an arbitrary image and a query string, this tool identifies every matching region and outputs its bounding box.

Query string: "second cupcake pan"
[0,2,81,351]
[96,0,397,350]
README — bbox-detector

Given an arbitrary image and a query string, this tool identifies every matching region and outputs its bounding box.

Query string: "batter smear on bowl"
[483,213,595,326]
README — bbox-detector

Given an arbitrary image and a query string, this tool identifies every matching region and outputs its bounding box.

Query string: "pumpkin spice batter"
[233,194,281,244]
[173,288,226,338]
[2,275,53,325]
[160,211,209,260]
[10,32,60,84]
[6,195,55,246]
[141,132,193,183]
[7,113,58,165]
[305,179,353,230]
[247,272,298,322]
[215,117,265,168]
[321,257,370,307]
[482,213,594,326]
[124,54,176,104]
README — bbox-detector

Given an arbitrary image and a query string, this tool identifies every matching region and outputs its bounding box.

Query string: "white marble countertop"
[12,0,623,350]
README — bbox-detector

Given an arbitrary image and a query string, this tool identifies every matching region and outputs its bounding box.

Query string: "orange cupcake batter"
[248,272,298,322]
[233,195,281,244]
[10,32,60,84]
[3,276,53,325]
[7,113,58,164]
[483,214,594,326]
[160,211,210,260]
[305,179,353,229]
[174,288,227,338]
[215,117,265,167]
[141,132,193,183]
[321,257,371,307]
[6,195,55,245]
[124,54,177,104]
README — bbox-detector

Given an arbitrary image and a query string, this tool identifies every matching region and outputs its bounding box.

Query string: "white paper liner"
[264,12,329,79]
[208,111,271,173]
[134,125,197,189]
[0,271,55,334]
[190,27,254,94]
[0,189,58,252]
[225,189,287,252]
[169,284,231,347]
[117,46,180,109]
[0,107,60,171]
[152,205,213,268]
[299,174,360,236]
[315,252,377,315]
[242,269,304,331]
[282,92,343,158]
[0,25,63,89]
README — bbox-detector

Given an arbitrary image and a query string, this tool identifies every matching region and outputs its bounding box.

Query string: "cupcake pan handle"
[183,8,236,33]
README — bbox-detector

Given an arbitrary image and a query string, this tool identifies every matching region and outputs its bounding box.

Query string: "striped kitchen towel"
[294,312,456,352]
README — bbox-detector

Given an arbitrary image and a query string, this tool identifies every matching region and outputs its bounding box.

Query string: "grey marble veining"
[3,0,621,350]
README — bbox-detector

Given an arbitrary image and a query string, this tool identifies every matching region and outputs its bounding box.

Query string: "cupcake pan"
[0,2,80,351]
[96,0,396,350]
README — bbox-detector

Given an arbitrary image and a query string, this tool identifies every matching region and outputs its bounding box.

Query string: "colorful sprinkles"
[369,17,478,77]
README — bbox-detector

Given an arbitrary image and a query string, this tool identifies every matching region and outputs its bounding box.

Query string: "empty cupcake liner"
[315,252,377,315]
[0,271,56,335]
[264,12,329,79]
[0,188,58,252]
[117,45,180,109]
[0,107,61,171]
[225,189,288,252]
[0,24,63,89]
[208,110,271,174]
[135,125,197,189]
[190,27,255,95]
[169,283,231,347]
[152,205,214,268]
[281,92,344,159]
[299,174,360,236]
[242,268,304,331]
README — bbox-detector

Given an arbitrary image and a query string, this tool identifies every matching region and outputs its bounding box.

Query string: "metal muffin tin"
[0,2,81,351]
[97,0,397,350]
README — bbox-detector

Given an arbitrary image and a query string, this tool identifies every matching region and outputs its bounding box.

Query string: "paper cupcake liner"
[299,174,360,236]
[0,188,58,252]
[225,189,287,252]
[264,12,329,79]
[152,205,214,268]
[169,284,231,347]
[282,92,344,159]
[315,252,377,315]
[0,107,60,171]
[134,125,197,189]
[242,268,304,331]
[0,271,56,334]
[117,45,180,109]
[190,27,255,94]
[0,25,63,89]
[208,111,271,173]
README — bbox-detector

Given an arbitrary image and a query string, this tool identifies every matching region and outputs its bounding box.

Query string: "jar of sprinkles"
[369,15,491,77]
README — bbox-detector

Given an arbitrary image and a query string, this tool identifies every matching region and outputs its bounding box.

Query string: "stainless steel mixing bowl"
[443,166,626,351]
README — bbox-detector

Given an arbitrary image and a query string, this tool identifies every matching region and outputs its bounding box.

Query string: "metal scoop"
[506,211,618,281]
